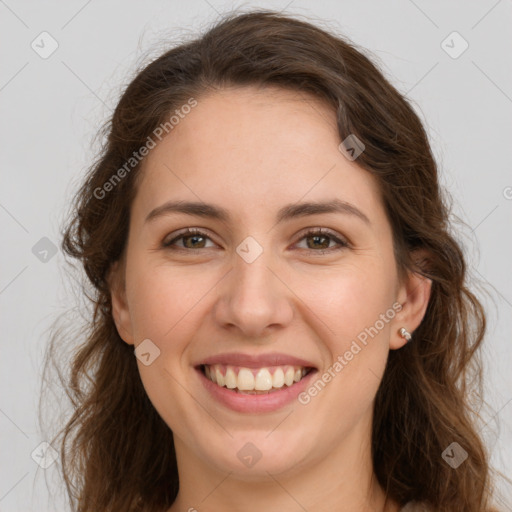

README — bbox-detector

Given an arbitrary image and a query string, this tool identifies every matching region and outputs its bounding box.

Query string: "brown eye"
[295,228,348,255]
[162,229,215,250]
[162,227,348,255]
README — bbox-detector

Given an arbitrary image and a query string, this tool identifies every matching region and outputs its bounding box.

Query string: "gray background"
[1,1,511,510]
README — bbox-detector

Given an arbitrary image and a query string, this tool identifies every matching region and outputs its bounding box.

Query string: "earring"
[399,327,412,342]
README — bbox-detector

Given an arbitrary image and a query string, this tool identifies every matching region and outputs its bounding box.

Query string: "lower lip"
[196,366,318,413]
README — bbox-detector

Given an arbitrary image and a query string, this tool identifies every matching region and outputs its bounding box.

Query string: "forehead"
[132,86,385,226]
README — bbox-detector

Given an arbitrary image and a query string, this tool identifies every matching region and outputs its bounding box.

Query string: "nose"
[213,248,294,340]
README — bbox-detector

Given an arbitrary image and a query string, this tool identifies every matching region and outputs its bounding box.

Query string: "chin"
[198,430,311,478]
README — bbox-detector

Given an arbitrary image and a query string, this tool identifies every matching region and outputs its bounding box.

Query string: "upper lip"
[196,352,318,369]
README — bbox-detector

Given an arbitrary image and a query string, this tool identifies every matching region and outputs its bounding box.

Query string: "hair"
[39,9,502,512]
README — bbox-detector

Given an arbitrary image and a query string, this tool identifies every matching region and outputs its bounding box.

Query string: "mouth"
[198,363,316,395]
[193,352,319,412]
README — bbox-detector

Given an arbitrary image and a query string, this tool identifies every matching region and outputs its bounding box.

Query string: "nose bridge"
[232,232,277,295]
[214,241,293,336]
[234,249,275,299]
[232,245,279,312]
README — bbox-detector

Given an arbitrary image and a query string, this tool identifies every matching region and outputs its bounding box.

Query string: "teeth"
[272,368,284,388]
[215,367,225,387]
[203,364,310,392]
[237,368,255,390]
[255,369,273,391]
[225,367,237,389]
[284,367,295,386]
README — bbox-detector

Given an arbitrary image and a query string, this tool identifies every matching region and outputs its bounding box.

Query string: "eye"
[162,228,216,250]
[294,228,349,255]
[162,227,349,254]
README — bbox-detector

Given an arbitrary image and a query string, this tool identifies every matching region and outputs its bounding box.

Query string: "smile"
[201,364,313,394]
[195,359,318,412]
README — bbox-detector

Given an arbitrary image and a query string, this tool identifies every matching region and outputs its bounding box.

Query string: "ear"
[390,249,432,350]
[107,259,135,346]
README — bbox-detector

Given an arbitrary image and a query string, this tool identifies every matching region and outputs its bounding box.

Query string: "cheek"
[123,261,209,431]
[291,258,396,346]
[293,264,394,431]
[291,259,395,412]
[125,260,212,344]
[126,252,396,352]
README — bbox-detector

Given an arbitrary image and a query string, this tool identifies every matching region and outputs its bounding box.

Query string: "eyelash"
[162,227,349,255]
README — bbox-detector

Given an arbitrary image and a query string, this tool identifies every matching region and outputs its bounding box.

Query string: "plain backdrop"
[1,1,511,511]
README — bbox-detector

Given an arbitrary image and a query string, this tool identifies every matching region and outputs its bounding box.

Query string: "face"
[111,86,429,481]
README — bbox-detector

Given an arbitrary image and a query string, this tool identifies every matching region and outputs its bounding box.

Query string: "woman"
[41,10,501,512]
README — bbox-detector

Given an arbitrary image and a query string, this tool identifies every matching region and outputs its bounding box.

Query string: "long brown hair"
[40,9,501,512]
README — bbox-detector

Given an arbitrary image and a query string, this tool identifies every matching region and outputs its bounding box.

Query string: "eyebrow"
[145,198,371,226]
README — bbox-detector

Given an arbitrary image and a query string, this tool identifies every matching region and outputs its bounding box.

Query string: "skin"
[110,86,432,512]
